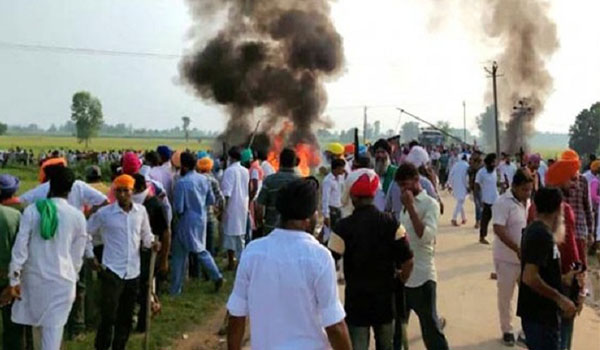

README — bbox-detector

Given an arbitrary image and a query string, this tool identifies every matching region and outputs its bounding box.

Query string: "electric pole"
[363,106,368,144]
[462,100,467,143]
[485,61,501,156]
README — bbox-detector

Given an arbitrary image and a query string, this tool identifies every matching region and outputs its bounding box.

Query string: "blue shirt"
[173,171,215,252]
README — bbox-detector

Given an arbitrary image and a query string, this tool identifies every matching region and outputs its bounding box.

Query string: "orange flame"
[266,122,320,177]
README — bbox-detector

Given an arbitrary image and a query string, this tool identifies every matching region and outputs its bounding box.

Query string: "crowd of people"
[0,137,597,350]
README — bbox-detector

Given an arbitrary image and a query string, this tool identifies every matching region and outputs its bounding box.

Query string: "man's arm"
[405,201,425,238]
[398,258,414,283]
[325,321,352,350]
[227,315,246,350]
[493,224,520,257]
[522,263,576,318]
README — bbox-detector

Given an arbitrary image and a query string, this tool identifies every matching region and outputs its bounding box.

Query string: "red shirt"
[528,202,581,273]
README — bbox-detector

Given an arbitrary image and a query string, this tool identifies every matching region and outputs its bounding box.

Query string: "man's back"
[227,228,344,349]
[257,169,299,233]
[0,205,20,286]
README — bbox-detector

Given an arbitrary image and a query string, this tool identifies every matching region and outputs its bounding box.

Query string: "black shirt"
[516,221,562,327]
[143,196,168,241]
[334,205,413,326]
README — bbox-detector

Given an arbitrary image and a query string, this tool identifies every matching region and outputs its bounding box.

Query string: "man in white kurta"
[221,148,250,270]
[448,157,470,226]
[7,168,88,350]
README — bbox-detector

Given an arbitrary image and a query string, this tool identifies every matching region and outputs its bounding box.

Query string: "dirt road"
[177,192,600,350]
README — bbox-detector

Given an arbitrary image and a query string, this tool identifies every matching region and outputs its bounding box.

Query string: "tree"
[401,122,420,142]
[476,105,504,152]
[569,102,600,156]
[0,122,7,136]
[182,116,191,142]
[71,91,103,147]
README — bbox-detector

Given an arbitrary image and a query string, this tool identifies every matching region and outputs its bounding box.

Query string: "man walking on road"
[395,163,449,350]
[227,178,352,350]
[492,169,533,346]
[476,153,499,244]
[448,154,469,226]
[329,168,413,350]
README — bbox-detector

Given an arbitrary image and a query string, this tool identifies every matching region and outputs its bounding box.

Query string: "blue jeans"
[473,192,482,222]
[405,281,449,350]
[521,318,560,350]
[348,322,393,350]
[170,239,222,295]
[560,317,574,350]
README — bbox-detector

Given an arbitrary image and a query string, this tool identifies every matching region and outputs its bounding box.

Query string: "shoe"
[479,238,490,245]
[474,222,480,229]
[461,219,467,225]
[516,332,527,348]
[503,333,516,347]
[451,220,459,227]
[214,278,224,292]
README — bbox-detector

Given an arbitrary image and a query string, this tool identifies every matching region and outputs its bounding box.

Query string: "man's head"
[197,157,214,174]
[484,153,497,172]
[228,146,242,162]
[511,168,534,202]
[545,149,581,191]
[331,158,346,176]
[373,139,391,176]
[113,174,135,208]
[276,177,319,234]
[348,169,379,207]
[145,151,161,167]
[180,151,197,175]
[395,163,421,195]
[240,148,253,168]
[156,145,172,164]
[527,154,541,171]
[279,148,297,169]
[0,174,19,201]
[85,165,102,183]
[590,160,600,175]
[39,157,67,183]
[49,167,75,198]
[256,149,268,162]
[534,187,564,241]
[132,173,147,194]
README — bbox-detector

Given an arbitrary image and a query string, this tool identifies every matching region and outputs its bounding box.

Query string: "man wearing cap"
[171,152,223,295]
[221,147,250,270]
[2,167,88,350]
[227,178,352,350]
[256,148,300,235]
[0,177,28,349]
[587,160,600,252]
[87,174,160,350]
[0,174,23,211]
[395,163,449,350]
[329,169,413,350]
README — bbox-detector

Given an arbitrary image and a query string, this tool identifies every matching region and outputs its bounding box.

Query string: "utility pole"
[363,106,368,144]
[462,100,467,143]
[485,62,501,156]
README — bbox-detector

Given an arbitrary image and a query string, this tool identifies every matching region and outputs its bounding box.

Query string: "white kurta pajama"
[9,198,88,350]
[448,160,470,221]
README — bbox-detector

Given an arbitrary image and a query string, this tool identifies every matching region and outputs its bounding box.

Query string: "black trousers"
[95,269,139,350]
[480,203,493,239]
[1,303,32,350]
[405,281,449,350]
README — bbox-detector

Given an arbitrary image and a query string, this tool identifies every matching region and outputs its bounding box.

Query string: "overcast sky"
[1,0,598,134]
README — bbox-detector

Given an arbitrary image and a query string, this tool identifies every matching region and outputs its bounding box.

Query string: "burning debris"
[482,0,559,153]
[180,0,345,155]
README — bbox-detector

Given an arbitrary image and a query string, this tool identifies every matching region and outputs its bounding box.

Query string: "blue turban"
[358,145,368,156]
[156,145,172,160]
[0,174,20,197]
[197,151,208,160]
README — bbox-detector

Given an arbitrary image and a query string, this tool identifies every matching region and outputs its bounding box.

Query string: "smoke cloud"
[180,0,344,148]
[482,0,559,153]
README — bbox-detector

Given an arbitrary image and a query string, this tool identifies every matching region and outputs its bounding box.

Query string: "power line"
[0,40,182,59]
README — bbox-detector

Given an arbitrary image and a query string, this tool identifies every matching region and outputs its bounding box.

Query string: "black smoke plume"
[180,0,344,148]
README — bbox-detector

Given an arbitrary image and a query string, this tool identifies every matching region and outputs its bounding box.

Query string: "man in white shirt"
[492,169,533,346]
[257,149,275,178]
[87,175,159,350]
[221,147,250,271]
[395,163,449,350]
[227,178,352,350]
[321,158,345,243]
[498,153,517,192]
[476,153,499,245]
[448,155,469,226]
[3,168,88,350]
[147,148,174,200]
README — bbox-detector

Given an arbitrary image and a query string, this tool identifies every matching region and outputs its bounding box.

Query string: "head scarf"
[171,150,182,168]
[373,139,391,155]
[358,145,368,156]
[405,146,430,168]
[346,168,380,197]
[197,150,208,160]
[36,199,58,240]
[326,143,344,156]
[528,153,542,165]
[591,160,600,172]
[156,145,172,160]
[113,174,135,190]
[39,157,67,183]
[545,149,580,186]
[0,174,20,197]
[197,157,214,173]
[241,148,253,163]
[122,152,142,175]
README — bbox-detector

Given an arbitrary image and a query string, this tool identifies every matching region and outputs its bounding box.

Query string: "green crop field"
[0,135,214,154]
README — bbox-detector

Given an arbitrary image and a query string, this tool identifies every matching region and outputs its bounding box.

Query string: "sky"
[0,0,599,135]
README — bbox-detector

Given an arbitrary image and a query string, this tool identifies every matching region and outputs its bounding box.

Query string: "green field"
[0,135,214,154]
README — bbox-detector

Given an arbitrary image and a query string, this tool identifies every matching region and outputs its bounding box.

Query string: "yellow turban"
[591,160,600,172]
[197,157,214,173]
[327,143,344,156]
[113,174,135,190]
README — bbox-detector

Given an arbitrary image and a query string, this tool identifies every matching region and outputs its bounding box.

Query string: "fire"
[266,122,320,177]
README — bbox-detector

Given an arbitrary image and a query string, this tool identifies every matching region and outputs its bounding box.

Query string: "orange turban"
[591,160,600,172]
[113,174,135,190]
[197,157,214,173]
[545,149,580,186]
[39,157,67,183]
[171,150,182,168]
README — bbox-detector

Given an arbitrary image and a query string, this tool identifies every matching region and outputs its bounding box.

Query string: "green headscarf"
[35,199,58,240]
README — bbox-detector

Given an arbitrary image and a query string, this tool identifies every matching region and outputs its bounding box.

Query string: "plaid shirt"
[566,175,594,239]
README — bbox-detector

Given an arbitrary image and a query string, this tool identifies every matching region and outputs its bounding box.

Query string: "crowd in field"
[0,138,598,350]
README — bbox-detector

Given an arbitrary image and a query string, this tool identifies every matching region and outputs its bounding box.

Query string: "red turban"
[122,152,141,175]
[348,170,380,197]
[545,149,580,186]
[344,144,355,155]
